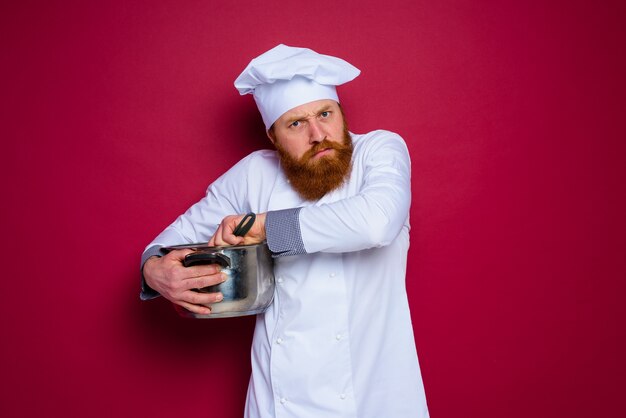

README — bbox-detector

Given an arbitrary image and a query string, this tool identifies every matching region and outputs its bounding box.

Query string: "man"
[141,44,429,418]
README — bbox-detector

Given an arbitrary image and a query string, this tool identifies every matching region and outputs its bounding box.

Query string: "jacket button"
[280,397,287,404]
[276,338,283,344]
[340,393,346,400]
[336,334,342,341]
[329,272,336,278]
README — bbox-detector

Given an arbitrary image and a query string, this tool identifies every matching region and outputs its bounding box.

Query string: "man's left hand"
[209,213,267,247]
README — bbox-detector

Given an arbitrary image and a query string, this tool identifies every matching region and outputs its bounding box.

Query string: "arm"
[211,131,411,255]
[299,131,411,253]
[139,153,257,308]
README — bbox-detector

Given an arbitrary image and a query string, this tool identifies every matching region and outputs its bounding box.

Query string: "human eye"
[320,111,330,118]
[290,120,300,128]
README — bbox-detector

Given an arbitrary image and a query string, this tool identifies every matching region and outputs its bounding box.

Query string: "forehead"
[279,99,339,120]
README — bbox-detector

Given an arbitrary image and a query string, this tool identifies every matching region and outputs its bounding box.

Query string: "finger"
[224,236,245,246]
[212,223,225,246]
[220,216,245,245]
[182,264,222,279]
[208,226,220,247]
[182,289,224,305]
[177,300,212,316]
[184,271,227,290]
[213,223,230,247]
[241,236,262,245]
[165,248,194,263]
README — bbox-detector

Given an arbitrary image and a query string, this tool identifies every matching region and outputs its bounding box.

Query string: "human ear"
[266,129,276,145]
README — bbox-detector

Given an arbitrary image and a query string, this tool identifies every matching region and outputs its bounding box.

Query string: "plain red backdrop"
[1,1,624,417]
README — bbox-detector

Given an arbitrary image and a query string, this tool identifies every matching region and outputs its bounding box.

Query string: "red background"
[2,1,625,417]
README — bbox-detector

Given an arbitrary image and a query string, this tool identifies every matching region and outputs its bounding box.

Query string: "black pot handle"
[183,252,231,268]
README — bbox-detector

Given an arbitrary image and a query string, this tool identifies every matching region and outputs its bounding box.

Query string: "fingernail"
[215,293,223,302]
[221,273,228,282]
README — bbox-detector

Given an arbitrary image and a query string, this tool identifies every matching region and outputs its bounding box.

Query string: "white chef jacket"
[144,130,429,418]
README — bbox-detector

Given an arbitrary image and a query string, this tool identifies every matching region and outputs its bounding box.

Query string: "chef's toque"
[234,44,360,130]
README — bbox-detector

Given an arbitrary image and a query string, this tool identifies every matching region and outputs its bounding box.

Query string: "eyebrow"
[284,105,334,125]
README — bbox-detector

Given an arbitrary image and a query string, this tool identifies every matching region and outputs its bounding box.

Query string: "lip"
[312,148,333,158]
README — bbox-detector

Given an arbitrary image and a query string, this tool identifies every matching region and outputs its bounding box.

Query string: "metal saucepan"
[163,241,275,318]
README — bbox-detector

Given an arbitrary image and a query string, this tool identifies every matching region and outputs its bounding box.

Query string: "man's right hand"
[142,249,227,315]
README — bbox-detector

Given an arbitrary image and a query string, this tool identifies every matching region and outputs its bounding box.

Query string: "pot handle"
[183,252,231,268]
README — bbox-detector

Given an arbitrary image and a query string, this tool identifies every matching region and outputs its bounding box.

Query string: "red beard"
[276,126,353,201]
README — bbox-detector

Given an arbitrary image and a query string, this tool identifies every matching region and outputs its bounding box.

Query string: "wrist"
[142,256,160,284]
[257,212,267,240]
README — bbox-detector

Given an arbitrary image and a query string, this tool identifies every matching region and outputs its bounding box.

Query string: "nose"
[308,119,326,144]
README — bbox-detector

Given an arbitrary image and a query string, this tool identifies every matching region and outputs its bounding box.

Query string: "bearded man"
[140,44,429,418]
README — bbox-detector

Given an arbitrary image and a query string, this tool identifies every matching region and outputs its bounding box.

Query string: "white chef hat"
[234,44,360,130]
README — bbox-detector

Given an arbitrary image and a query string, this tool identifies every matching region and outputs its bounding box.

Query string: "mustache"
[300,138,348,162]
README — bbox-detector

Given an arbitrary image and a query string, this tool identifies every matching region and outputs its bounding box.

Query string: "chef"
[140,44,429,418]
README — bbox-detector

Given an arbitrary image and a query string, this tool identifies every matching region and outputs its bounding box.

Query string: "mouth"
[312,148,333,159]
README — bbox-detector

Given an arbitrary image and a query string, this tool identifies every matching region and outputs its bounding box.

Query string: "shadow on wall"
[123,97,263,410]
[125,95,262,358]
[203,94,271,158]
[130,281,256,357]
[123,269,255,413]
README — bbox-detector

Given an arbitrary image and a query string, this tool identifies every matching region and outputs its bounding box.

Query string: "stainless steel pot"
[163,242,275,318]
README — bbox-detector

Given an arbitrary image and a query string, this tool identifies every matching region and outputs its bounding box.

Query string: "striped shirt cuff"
[266,208,306,257]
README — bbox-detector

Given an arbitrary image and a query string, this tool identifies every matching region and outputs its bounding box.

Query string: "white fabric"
[146,130,429,418]
[234,44,360,129]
